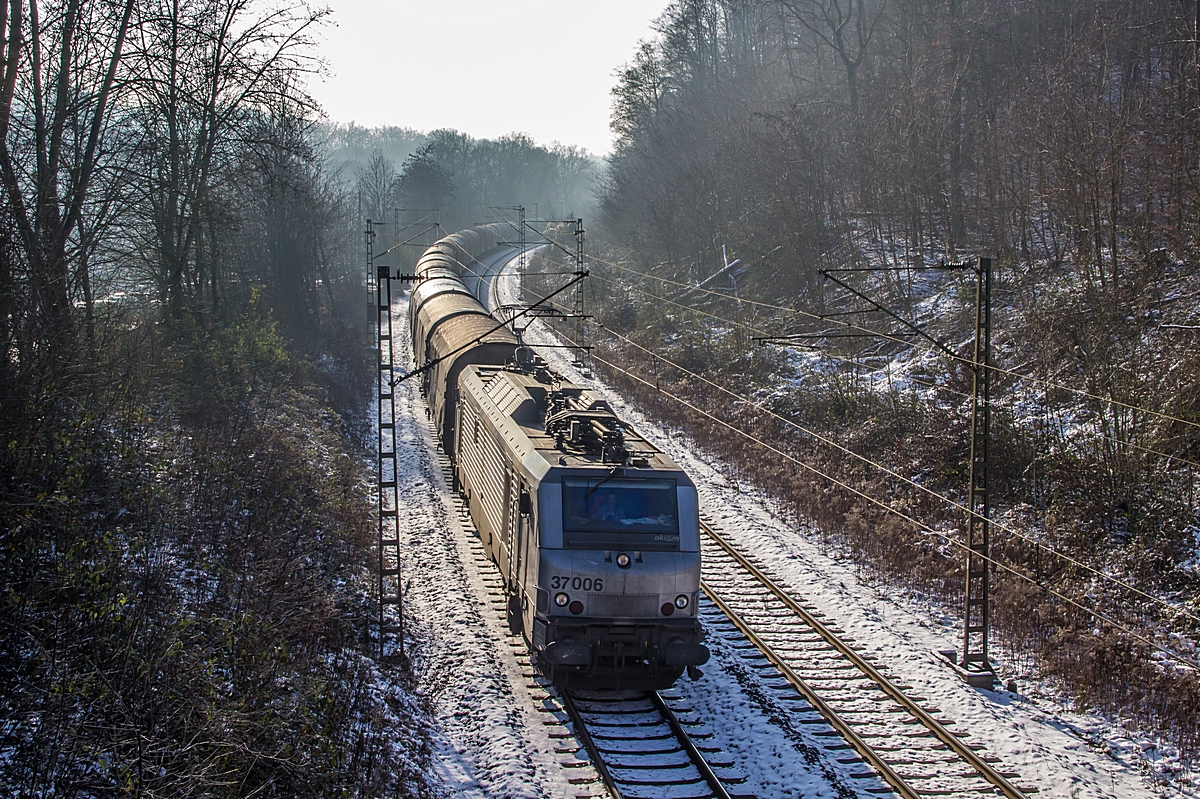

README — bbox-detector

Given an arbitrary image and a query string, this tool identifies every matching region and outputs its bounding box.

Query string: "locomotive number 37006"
[550,575,604,592]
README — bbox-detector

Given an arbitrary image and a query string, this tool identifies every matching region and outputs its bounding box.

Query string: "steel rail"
[649,691,734,799]
[560,690,623,799]
[701,522,1029,799]
[701,583,921,799]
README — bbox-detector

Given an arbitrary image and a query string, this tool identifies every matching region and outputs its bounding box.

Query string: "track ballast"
[700,520,1034,799]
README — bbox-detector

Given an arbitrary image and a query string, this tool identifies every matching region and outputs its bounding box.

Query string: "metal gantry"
[763,255,996,681]
[369,219,404,662]
[572,219,586,363]
[365,219,377,320]
[518,206,526,272]
[496,212,588,358]
[962,256,992,672]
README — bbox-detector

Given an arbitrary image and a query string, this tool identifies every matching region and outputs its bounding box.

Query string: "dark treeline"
[604,0,1199,292]
[318,122,428,178]
[354,129,598,276]
[0,0,435,794]
[589,0,1200,769]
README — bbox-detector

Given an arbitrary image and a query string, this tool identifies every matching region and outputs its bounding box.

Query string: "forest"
[578,0,1200,764]
[0,0,593,793]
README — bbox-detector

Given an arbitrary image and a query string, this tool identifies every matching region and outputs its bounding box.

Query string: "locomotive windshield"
[561,477,679,550]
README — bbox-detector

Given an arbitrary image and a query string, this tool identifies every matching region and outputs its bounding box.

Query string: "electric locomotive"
[409,226,709,688]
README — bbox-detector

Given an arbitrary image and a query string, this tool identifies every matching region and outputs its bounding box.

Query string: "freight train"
[408,225,709,689]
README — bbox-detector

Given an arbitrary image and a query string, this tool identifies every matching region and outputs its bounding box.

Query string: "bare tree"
[0,0,136,358]
[129,0,326,319]
[611,40,669,148]
[354,149,394,224]
[549,143,596,217]
[775,0,887,116]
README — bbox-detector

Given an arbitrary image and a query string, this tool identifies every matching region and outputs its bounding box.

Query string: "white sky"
[308,0,671,156]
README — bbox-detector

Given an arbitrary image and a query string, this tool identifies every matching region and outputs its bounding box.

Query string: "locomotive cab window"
[562,477,679,551]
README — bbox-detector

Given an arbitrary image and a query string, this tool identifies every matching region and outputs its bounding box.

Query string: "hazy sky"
[308,1,671,156]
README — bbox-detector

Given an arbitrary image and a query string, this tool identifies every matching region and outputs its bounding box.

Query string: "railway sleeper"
[586,728,675,740]
[606,758,695,771]
[612,774,707,787]
[883,756,961,766]
[595,738,711,756]
[582,715,678,728]
[575,702,673,714]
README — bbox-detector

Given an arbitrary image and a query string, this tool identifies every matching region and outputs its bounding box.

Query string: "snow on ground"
[491,253,1197,798]
[390,256,578,798]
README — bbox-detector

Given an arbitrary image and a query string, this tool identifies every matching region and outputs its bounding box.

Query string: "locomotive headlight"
[674,594,690,610]
[554,592,570,607]
[616,552,631,568]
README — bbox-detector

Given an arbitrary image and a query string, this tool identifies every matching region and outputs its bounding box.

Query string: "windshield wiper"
[584,466,624,501]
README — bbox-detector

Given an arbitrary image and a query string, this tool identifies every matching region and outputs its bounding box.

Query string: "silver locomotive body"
[456,363,708,689]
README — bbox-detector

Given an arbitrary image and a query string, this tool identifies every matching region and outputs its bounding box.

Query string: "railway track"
[699,520,1034,799]
[426,396,1033,797]
[556,688,749,799]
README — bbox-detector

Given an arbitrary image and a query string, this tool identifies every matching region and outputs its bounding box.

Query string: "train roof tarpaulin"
[413,293,492,366]
[425,313,517,455]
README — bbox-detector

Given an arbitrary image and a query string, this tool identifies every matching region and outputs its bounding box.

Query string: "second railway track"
[699,520,1034,799]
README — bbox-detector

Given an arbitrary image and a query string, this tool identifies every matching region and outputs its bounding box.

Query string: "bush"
[0,307,433,797]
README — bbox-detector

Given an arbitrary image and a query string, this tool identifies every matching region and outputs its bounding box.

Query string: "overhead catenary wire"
[457,234,1197,629]
[1090,433,1200,469]
[439,214,1164,421]
[534,318,1200,672]
[591,256,1200,434]
[521,280,1200,632]
[589,272,772,336]
[606,317,1200,628]
[587,270,1200,469]
[589,271,978,401]
[525,243,1200,476]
